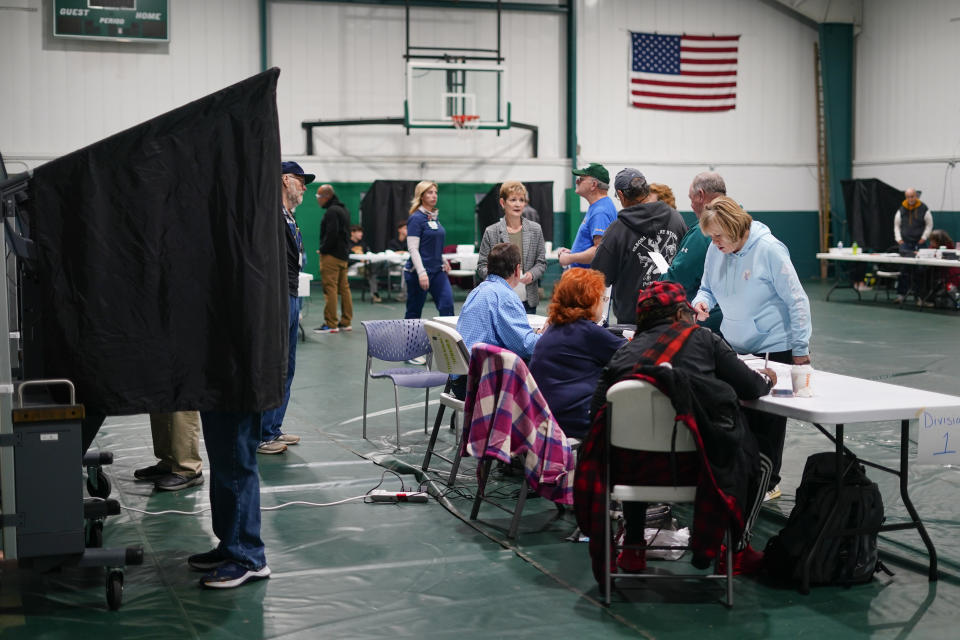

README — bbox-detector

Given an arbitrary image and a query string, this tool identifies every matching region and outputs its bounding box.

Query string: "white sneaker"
[764,484,781,502]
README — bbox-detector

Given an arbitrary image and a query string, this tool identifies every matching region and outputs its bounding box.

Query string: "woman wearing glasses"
[528,268,625,439]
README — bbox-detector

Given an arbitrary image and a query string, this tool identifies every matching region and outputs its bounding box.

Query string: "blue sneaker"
[188,549,226,571]
[312,325,339,334]
[199,561,271,589]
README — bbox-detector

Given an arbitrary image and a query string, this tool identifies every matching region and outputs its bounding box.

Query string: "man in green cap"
[558,162,617,268]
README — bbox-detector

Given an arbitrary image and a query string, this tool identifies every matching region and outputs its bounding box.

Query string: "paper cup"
[791,364,814,397]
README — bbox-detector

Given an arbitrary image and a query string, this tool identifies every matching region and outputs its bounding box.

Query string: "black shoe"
[155,472,204,491]
[188,549,227,571]
[134,463,170,481]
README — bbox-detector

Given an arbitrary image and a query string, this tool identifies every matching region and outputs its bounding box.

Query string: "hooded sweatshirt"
[590,200,688,324]
[692,220,811,356]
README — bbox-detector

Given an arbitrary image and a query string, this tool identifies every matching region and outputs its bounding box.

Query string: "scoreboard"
[54,0,169,43]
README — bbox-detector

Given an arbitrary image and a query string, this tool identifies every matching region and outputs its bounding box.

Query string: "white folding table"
[743,370,960,592]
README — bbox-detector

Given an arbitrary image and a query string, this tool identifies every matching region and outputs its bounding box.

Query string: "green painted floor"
[2,281,959,639]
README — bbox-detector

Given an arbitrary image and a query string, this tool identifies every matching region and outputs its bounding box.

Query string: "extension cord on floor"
[368,489,429,503]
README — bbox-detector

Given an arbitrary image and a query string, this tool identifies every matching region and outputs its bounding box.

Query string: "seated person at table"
[529,268,625,439]
[586,281,777,575]
[454,243,542,398]
[348,225,384,303]
[929,229,960,305]
[387,222,409,301]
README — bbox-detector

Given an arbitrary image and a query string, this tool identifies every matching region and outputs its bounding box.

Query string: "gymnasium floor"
[2,280,959,639]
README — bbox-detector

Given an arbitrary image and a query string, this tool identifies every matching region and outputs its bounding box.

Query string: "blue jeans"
[261,296,300,441]
[403,270,454,319]
[200,411,265,570]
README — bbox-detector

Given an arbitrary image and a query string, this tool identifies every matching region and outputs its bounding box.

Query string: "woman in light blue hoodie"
[691,196,812,499]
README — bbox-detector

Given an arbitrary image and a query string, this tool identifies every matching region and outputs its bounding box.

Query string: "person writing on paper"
[476,181,547,313]
[691,196,812,501]
[529,268,626,439]
[591,168,687,325]
[590,281,778,574]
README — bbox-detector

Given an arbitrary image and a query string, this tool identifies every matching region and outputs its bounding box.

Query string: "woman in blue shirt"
[529,268,625,439]
[404,180,454,319]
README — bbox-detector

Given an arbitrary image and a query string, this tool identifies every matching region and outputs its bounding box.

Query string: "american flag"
[630,32,740,112]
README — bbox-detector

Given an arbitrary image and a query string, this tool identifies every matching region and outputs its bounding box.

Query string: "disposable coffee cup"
[791,364,814,397]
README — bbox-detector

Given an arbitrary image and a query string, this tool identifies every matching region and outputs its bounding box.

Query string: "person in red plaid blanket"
[582,281,778,578]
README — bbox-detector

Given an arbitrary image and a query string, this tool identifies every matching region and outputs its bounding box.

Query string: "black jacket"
[591,200,687,324]
[319,195,351,260]
[592,320,771,418]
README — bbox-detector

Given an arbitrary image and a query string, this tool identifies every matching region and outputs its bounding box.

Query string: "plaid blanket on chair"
[574,365,747,582]
[462,343,575,505]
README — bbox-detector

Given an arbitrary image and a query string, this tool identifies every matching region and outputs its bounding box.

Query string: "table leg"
[824,262,861,302]
[898,418,938,581]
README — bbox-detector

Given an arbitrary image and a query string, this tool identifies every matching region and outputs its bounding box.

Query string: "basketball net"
[451,114,480,137]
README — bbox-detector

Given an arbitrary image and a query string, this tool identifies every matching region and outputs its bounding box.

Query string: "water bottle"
[852,241,859,255]
[837,241,843,250]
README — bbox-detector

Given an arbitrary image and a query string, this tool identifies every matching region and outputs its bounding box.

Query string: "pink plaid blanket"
[461,343,575,505]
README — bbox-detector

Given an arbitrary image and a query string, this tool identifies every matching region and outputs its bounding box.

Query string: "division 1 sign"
[54,0,168,43]
[916,406,960,464]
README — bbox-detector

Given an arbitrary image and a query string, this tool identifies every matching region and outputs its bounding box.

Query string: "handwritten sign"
[916,406,960,464]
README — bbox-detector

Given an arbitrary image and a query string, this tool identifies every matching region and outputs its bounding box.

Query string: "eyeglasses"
[576,176,594,184]
[285,174,306,187]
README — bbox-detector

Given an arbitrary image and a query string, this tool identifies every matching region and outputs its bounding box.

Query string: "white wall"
[4,0,904,215]
[0,0,260,174]
[853,0,960,211]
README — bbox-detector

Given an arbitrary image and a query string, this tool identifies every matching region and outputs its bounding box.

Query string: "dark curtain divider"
[476,182,554,242]
[359,180,420,252]
[25,69,286,415]
[841,178,904,251]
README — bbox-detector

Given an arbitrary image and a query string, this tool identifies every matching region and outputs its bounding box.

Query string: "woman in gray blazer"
[477,181,547,312]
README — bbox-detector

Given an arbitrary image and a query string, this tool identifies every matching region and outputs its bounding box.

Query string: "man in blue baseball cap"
[557,162,617,269]
[257,161,315,455]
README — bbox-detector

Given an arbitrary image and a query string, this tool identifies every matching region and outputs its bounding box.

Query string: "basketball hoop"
[451,114,480,130]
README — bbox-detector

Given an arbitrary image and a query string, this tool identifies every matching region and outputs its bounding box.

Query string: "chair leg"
[725,530,734,607]
[447,429,463,487]
[362,359,371,440]
[507,480,529,539]
[604,484,612,605]
[424,387,430,434]
[393,384,401,445]
[422,402,447,472]
[470,458,493,520]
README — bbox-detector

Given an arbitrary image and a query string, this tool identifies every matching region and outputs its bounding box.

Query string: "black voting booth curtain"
[477,182,554,242]
[359,180,420,252]
[841,178,904,251]
[26,69,287,415]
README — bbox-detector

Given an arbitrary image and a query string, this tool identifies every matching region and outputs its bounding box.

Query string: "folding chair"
[464,344,575,540]
[421,321,470,486]
[604,379,734,607]
[360,320,449,444]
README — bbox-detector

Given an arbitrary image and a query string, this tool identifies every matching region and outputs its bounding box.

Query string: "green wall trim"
[819,23,854,246]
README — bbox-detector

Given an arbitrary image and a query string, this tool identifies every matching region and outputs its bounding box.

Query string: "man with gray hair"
[591,168,687,325]
[558,163,617,268]
[659,171,727,331]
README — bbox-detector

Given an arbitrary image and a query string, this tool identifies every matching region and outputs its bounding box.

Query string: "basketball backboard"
[405,62,510,130]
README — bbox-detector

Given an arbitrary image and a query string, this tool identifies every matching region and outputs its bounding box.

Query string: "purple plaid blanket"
[461,343,575,505]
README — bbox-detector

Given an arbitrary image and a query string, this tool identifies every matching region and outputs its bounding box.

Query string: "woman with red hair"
[529,268,625,439]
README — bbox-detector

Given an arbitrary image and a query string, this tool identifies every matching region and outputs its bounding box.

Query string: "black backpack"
[764,452,888,586]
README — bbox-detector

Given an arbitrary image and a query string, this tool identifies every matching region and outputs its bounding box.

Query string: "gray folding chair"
[360,320,448,444]
[421,321,470,486]
[604,379,734,607]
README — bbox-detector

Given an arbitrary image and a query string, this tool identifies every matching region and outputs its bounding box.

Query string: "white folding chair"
[421,321,470,486]
[604,379,734,607]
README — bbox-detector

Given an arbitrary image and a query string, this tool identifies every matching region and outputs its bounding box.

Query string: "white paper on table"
[743,359,793,397]
[915,406,960,464]
[648,251,669,274]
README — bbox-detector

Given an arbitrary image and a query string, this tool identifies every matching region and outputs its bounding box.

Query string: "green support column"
[819,23,853,244]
